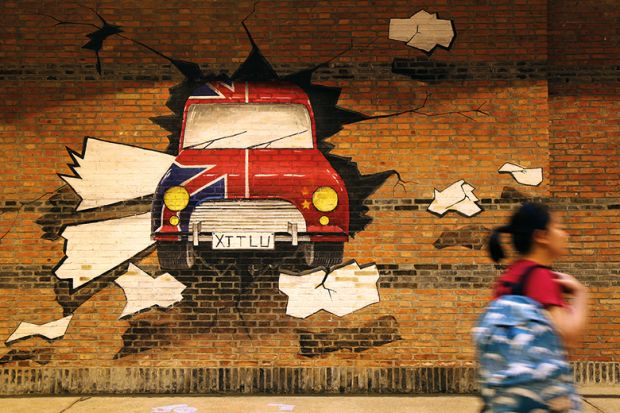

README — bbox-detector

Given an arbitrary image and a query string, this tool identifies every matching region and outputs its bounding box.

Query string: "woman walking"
[475,202,589,412]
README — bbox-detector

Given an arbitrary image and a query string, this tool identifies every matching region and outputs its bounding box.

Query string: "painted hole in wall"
[3,2,496,360]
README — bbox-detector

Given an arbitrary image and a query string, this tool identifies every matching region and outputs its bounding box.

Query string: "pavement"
[0,387,618,413]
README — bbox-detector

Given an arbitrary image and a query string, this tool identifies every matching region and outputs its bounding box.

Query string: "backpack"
[473,265,577,411]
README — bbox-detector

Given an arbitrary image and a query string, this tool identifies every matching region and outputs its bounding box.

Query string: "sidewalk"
[0,387,618,413]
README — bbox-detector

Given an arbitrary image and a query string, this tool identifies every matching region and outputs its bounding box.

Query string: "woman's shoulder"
[499,259,547,279]
[494,260,561,306]
[518,262,565,307]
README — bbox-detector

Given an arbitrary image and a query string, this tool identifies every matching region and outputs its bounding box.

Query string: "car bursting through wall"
[151,80,350,270]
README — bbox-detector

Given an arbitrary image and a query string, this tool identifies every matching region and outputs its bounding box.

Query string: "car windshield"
[182,103,314,149]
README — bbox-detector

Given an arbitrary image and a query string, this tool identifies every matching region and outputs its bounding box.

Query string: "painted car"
[151,80,350,269]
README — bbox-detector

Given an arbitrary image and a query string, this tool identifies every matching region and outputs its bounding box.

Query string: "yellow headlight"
[163,186,190,211]
[312,187,338,212]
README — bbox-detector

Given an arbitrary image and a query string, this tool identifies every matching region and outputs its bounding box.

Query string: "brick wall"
[0,0,618,394]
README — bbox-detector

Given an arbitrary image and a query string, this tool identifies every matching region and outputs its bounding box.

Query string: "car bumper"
[153,222,348,245]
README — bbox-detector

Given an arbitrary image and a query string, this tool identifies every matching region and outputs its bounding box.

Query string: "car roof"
[187,80,311,106]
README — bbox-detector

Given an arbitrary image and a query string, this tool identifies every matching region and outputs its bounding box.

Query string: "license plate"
[211,232,275,250]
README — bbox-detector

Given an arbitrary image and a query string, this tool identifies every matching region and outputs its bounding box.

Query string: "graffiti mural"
[389,10,455,53]
[115,264,186,319]
[151,80,350,270]
[279,261,380,318]
[2,0,616,396]
[427,179,482,217]
[1,2,492,362]
[60,138,174,211]
[6,315,73,344]
[296,315,401,358]
[501,186,532,201]
[54,212,153,288]
[498,162,544,186]
[433,224,491,251]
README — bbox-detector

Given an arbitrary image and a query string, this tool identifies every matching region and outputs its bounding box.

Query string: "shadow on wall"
[109,250,400,359]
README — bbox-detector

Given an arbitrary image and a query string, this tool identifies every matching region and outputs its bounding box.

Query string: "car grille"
[189,200,307,233]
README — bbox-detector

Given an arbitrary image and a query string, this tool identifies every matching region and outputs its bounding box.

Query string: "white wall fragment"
[55,213,154,289]
[279,261,380,318]
[389,10,455,52]
[499,162,543,186]
[61,138,174,211]
[322,262,381,316]
[6,315,73,344]
[427,179,482,217]
[279,270,331,318]
[115,264,186,318]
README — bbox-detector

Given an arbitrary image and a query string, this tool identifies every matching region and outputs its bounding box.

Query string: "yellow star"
[302,200,311,209]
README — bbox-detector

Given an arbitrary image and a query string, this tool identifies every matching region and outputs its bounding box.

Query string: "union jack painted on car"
[151,80,350,269]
